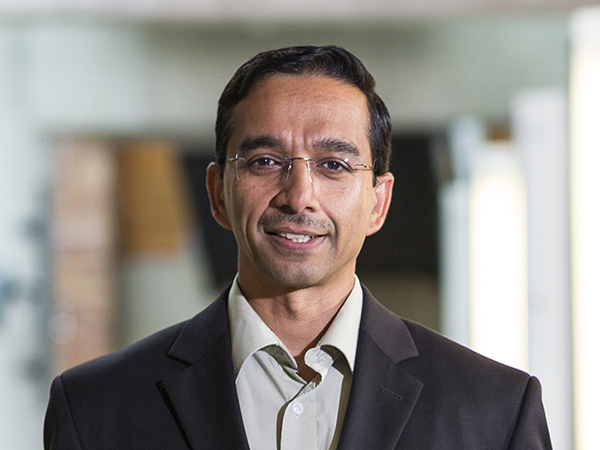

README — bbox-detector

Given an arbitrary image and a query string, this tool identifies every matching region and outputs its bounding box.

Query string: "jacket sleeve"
[44,376,84,450]
[507,376,553,450]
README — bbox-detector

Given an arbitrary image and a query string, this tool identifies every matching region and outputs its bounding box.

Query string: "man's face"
[207,74,393,294]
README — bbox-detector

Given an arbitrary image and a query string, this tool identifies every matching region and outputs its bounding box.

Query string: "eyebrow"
[237,135,362,157]
[312,138,361,157]
[238,136,284,154]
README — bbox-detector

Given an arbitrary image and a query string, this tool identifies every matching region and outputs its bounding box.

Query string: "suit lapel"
[337,286,423,450]
[155,285,422,450]
[158,291,250,450]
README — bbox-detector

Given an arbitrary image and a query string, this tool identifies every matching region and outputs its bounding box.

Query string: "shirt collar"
[317,276,363,372]
[228,274,363,376]
[228,275,283,375]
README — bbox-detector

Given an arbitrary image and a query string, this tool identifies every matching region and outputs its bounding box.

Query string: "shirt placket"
[281,384,317,450]
[279,346,336,450]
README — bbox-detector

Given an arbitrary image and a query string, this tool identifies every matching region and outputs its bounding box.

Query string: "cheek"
[227,183,269,232]
[329,186,374,231]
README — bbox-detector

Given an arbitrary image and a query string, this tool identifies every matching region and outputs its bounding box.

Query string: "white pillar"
[468,142,529,371]
[440,117,485,346]
[570,8,600,450]
[0,27,49,450]
[439,179,471,347]
[442,118,529,371]
[513,88,572,450]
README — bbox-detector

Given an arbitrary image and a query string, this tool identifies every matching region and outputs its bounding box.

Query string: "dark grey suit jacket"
[44,286,552,449]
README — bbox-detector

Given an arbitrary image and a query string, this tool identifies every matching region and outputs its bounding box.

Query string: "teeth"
[278,232,313,243]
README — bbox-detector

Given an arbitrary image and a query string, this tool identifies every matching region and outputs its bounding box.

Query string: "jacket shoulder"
[361,297,550,447]
[399,319,550,448]
[361,289,531,385]
[60,320,187,386]
[401,317,531,386]
[58,294,229,392]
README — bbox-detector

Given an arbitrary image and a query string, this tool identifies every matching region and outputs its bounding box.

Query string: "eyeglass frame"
[225,153,377,187]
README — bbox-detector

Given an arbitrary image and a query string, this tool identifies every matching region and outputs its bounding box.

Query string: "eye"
[318,158,352,173]
[253,157,276,167]
[245,154,284,173]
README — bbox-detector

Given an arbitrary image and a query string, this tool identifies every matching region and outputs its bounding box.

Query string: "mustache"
[259,213,331,232]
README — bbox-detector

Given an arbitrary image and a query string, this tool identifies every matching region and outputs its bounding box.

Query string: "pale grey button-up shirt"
[228,275,363,450]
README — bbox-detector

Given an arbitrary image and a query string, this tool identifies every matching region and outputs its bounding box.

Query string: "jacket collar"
[337,285,423,450]
[159,288,251,450]
[158,284,423,450]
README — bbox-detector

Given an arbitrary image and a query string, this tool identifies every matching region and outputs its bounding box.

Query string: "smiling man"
[44,46,552,449]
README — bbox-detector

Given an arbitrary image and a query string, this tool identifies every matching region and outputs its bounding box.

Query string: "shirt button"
[292,402,304,416]
[305,348,332,367]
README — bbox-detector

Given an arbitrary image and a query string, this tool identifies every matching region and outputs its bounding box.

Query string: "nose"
[284,157,313,184]
[273,158,318,213]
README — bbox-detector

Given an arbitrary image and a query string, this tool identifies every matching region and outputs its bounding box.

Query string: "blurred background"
[1,0,599,448]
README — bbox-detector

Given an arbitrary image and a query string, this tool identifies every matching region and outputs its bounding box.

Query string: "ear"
[206,162,232,230]
[367,172,394,236]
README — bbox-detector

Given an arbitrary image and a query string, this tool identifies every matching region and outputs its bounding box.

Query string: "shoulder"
[57,294,229,393]
[357,292,551,447]
[44,294,233,448]
[360,288,534,404]
[401,318,531,388]
[361,285,530,382]
[60,320,187,388]
[396,319,550,446]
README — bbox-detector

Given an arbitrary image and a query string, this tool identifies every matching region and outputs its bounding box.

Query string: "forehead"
[228,74,371,158]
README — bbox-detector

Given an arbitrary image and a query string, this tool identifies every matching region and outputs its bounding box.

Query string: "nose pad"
[275,157,319,213]
[284,157,313,184]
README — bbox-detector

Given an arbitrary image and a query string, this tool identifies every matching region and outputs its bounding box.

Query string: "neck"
[237,275,355,367]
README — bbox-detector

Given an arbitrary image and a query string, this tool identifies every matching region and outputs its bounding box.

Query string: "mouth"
[264,228,327,247]
[260,214,330,246]
[276,232,317,243]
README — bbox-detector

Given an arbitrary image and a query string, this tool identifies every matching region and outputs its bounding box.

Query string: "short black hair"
[215,45,391,178]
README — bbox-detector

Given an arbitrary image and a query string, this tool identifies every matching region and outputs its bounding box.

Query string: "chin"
[271,271,322,289]
[262,262,328,289]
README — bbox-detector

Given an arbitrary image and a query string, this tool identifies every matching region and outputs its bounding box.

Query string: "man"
[45,46,552,449]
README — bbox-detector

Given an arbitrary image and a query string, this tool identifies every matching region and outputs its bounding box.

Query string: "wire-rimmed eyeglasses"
[226,153,374,187]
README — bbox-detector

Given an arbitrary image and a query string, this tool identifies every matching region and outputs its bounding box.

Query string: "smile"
[277,232,316,243]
